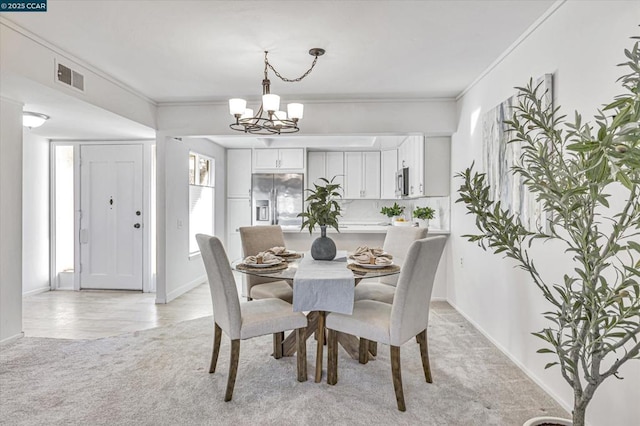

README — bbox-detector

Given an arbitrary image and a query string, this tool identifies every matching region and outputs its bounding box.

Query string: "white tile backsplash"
[338,197,450,230]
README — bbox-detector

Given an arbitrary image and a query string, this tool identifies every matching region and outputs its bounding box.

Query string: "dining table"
[232,251,400,382]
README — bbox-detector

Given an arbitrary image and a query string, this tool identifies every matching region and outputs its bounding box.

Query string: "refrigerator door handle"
[273,189,279,225]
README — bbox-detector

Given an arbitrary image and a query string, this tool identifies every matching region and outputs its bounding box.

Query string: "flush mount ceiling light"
[229,48,325,135]
[23,111,50,129]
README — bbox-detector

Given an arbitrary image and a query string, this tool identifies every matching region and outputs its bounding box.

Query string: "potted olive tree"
[457,37,640,426]
[298,177,342,260]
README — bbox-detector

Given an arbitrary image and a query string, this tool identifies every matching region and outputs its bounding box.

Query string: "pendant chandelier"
[228,48,325,135]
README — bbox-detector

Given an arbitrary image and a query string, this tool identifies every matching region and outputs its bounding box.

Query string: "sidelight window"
[189,152,215,256]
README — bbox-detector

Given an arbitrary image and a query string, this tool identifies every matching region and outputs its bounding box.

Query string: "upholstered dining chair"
[196,234,308,401]
[239,225,294,303]
[325,236,447,411]
[353,226,428,304]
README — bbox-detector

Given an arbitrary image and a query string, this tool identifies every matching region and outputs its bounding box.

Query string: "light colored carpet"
[0,303,567,425]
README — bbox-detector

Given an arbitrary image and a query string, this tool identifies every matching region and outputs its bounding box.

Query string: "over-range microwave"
[395,167,409,197]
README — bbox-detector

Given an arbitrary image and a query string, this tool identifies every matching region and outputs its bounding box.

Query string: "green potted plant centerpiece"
[298,177,342,260]
[412,206,435,229]
[456,36,640,426]
[380,202,406,225]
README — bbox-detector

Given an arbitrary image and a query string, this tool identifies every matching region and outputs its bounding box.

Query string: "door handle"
[134,223,141,229]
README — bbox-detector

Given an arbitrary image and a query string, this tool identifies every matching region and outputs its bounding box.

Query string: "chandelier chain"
[265,53,320,83]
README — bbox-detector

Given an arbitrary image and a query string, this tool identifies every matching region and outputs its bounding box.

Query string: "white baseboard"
[1,332,24,345]
[430,296,447,302]
[445,299,573,418]
[163,275,206,304]
[22,286,51,297]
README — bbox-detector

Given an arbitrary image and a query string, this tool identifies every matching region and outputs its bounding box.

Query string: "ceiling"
[2,0,557,140]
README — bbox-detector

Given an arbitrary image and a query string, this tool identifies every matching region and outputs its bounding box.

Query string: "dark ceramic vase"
[311,225,337,261]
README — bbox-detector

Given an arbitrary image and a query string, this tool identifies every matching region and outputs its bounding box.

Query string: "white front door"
[80,144,143,290]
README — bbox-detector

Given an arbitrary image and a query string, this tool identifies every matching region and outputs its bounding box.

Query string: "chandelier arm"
[265,54,320,83]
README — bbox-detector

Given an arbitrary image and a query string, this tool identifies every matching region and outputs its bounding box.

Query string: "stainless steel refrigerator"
[251,173,304,227]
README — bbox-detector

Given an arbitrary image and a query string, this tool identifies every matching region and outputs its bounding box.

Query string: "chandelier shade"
[228,48,325,135]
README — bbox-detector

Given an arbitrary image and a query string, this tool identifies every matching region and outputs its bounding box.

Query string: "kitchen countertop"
[282,223,449,235]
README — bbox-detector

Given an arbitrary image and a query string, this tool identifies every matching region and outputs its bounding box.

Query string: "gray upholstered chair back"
[239,225,286,290]
[380,226,428,286]
[389,236,447,346]
[196,234,242,340]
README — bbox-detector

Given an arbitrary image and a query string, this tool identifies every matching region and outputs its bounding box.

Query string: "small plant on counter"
[298,177,342,234]
[412,206,435,221]
[380,202,405,218]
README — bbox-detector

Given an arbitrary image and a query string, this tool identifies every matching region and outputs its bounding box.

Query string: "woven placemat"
[347,263,400,274]
[236,262,288,273]
[280,253,302,260]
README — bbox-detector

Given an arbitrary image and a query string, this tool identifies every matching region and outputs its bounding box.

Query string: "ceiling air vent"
[56,61,85,92]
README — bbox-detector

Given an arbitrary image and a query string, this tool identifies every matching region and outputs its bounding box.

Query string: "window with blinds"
[189,152,215,255]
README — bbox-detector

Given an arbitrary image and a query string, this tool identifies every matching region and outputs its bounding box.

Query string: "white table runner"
[292,251,355,315]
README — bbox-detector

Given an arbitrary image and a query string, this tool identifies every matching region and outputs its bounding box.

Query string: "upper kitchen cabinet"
[397,136,450,197]
[307,151,344,190]
[344,151,381,199]
[253,148,305,171]
[227,149,252,198]
[380,149,398,199]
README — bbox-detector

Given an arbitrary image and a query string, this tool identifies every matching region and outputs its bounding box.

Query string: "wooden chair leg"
[224,340,240,402]
[359,338,369,364]
[417,329,433,383]
[369,341,378,357]
[210,322,222,374]
[273,332,284,359]
[390,345,406,411]
[315,311,326,383]
[296,327,307,382]
[327,329,338,385]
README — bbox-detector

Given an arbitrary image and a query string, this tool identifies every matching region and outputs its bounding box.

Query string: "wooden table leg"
[336,331,361,360]
[315,311,326,383]
[283,311,318,357]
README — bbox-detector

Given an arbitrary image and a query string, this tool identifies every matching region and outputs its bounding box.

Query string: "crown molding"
[456,0,566,100]
[157,97,456,108]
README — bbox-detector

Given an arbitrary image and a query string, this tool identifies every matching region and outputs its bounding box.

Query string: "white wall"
[157,136,226,303]
[450,2,640,425]
[0,97,24,342]
[157,99,456,136]
[22,131,49,295]
[0,20,156,130]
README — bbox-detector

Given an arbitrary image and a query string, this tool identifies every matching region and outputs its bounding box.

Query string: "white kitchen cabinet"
[226,149,252,198]
[226,198,252,261]
[326,152,345,189]
[398,135,423,197]
[409,136,425,197]
[344,151,380,199]
[307,151,344,190]
[380,149,398,199]
[307,151,324,188]
[253,148,304,171]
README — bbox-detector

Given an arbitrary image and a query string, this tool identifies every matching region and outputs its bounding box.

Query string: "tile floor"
[22,282,214,339]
